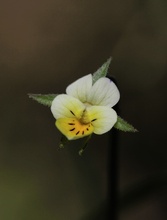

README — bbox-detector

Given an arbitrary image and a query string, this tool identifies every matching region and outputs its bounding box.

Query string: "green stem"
[78,134,92,156]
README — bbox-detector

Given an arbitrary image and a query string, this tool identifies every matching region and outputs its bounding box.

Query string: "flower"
[51,74,120,140]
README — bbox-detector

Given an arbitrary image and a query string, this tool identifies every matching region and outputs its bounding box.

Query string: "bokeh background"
[0,0,167,219]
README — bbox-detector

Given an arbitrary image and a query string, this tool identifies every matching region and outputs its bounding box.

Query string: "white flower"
[51,74,120,140]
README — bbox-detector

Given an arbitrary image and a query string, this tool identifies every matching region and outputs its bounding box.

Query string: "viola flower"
[29,58,137,154]
[51,74,120,140]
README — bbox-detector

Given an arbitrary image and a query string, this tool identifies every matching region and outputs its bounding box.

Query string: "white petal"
[87,77,120,107]
[51,94,85,119]
[66,74,92,103]
[86,106,117,134]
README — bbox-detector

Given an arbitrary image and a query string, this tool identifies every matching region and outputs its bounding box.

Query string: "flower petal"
[86,106,117,134]
[56,118,94,140]
[51,94,85,119]
[87,77,120,107]
[66,74,92,103]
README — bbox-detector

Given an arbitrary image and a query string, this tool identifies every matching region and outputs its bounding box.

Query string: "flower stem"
[79,134,92,156]
[107,76,120,220]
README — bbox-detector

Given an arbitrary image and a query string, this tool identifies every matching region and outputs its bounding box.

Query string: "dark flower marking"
[70,110,75,116]
[70,128,75,131]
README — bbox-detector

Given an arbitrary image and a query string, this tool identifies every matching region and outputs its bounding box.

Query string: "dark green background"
[0,0,167,219]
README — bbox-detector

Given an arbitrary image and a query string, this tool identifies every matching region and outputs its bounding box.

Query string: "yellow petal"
[56,118,94,140]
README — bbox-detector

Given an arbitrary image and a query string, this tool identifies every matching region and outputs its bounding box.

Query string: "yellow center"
[56,117,94,140]
[80,109,91,124]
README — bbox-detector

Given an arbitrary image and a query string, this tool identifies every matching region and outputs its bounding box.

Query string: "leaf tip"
[107,56,112,63]
[28,93,37,99]
[114,116,138,133]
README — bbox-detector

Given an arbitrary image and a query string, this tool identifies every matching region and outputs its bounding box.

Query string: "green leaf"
[92,57,112,84]
[28,93,58,107]
[114,116,138,132]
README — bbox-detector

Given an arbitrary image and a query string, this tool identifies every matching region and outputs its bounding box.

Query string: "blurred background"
[0,0,167,219]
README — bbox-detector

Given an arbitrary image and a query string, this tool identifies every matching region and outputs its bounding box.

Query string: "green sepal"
[92,57,112,84]
[28,93,58,107]
[114,116,138,132]
[58,135,69,149]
